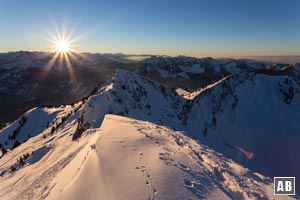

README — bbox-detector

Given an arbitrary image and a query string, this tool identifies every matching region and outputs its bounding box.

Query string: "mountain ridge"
[1,51,299,129]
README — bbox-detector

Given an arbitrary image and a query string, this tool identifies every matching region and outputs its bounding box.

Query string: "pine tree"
[12,140,21,149]
[19,156,24,165]
[10,166,16,172]
[1,147,7,155]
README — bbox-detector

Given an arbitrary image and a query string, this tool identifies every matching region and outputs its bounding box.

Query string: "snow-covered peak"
[75,69,185,138]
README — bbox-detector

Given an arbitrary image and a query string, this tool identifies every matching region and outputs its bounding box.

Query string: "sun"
[56,40,70,52]
[42,22,93,88]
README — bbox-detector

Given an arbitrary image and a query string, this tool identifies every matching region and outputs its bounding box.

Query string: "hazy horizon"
[1,50,300,64]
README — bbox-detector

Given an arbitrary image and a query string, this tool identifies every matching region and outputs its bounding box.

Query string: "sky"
[0,0,299,57]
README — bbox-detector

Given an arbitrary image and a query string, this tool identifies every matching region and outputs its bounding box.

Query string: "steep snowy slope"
[0,109,85,200]
[0,115,290,200]
[186,73,300,184]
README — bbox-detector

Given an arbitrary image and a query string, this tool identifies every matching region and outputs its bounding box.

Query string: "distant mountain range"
[233,55,300,64]
[0,51,299,129]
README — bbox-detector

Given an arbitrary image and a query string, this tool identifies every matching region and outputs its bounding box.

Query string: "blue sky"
[0,0,299,57]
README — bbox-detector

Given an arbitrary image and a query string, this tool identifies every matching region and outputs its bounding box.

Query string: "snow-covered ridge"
[75,69,186,138]
[182,75,232,100]
[0,115,290,200]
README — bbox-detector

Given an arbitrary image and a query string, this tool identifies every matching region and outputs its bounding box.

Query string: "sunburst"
[41,23,90,89]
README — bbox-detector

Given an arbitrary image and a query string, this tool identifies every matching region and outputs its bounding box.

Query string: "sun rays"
[41,23,90,89]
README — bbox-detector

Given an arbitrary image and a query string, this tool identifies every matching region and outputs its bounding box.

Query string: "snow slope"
[0,104,81,150]
[0,115,290,200]
[185,73,300,190]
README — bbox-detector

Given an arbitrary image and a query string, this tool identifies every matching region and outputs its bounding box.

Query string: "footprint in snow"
[135,165,157,200]
[158,152,174,166]
[177,163,191,172]
[183,178,193,188]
